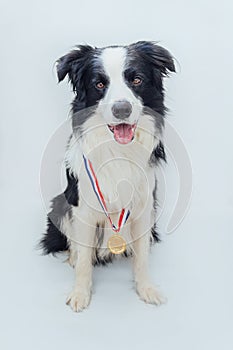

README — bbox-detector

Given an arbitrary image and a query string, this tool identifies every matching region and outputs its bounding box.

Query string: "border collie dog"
[40,41,175,312]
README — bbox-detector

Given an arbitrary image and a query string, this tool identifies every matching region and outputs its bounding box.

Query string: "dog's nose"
[111,100,132,119]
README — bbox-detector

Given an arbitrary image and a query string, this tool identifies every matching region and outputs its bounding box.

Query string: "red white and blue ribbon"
[83,154,130,233]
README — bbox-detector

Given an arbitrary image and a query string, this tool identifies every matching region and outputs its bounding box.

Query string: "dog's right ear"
[56,45,94,84]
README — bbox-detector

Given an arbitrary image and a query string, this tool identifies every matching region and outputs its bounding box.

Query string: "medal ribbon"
[83,154,130,233]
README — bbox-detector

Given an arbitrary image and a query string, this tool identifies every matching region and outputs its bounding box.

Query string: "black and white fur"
[40,41,175,312]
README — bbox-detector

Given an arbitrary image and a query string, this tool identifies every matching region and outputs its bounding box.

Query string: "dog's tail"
[40,217,69,255]
[39,169,79,255]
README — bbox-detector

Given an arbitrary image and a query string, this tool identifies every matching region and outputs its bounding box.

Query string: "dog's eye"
[132,77,142,86]
[96,82,105,89]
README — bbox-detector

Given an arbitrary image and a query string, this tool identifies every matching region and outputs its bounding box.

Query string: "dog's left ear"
[130,41,176,76]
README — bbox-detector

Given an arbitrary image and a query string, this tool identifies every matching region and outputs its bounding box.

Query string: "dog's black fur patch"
[149,141,166,166]
[64,168,79,207]
[40,168,78,255]
[126,41,175,116]
[56,45,109,134]
[151,224,160,243]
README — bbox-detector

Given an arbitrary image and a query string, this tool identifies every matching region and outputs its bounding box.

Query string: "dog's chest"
[67,122,157,217]
[79,140,155,215]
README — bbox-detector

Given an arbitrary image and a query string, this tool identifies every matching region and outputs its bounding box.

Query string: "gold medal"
[107,234,126,255]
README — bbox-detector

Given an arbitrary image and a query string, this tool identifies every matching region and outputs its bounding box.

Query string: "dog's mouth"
[108,123,137,144]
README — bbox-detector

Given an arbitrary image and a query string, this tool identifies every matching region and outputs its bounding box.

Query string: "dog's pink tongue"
[113,124,134,144]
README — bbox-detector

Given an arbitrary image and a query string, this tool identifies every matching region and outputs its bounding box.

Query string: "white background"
[1,0,233,349]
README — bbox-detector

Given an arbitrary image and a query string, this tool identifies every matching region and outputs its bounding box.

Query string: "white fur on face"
[96,47,143,125]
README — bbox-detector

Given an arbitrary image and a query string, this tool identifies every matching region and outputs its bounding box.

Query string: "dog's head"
[56,41,175,144]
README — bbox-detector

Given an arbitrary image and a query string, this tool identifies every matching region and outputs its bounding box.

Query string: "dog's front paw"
[66,289,91,312]
[136,283,166,305]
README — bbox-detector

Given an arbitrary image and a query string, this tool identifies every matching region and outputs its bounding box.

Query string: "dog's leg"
[66,217,94,312]
[131,219,166,305]
[67,246,77,268]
